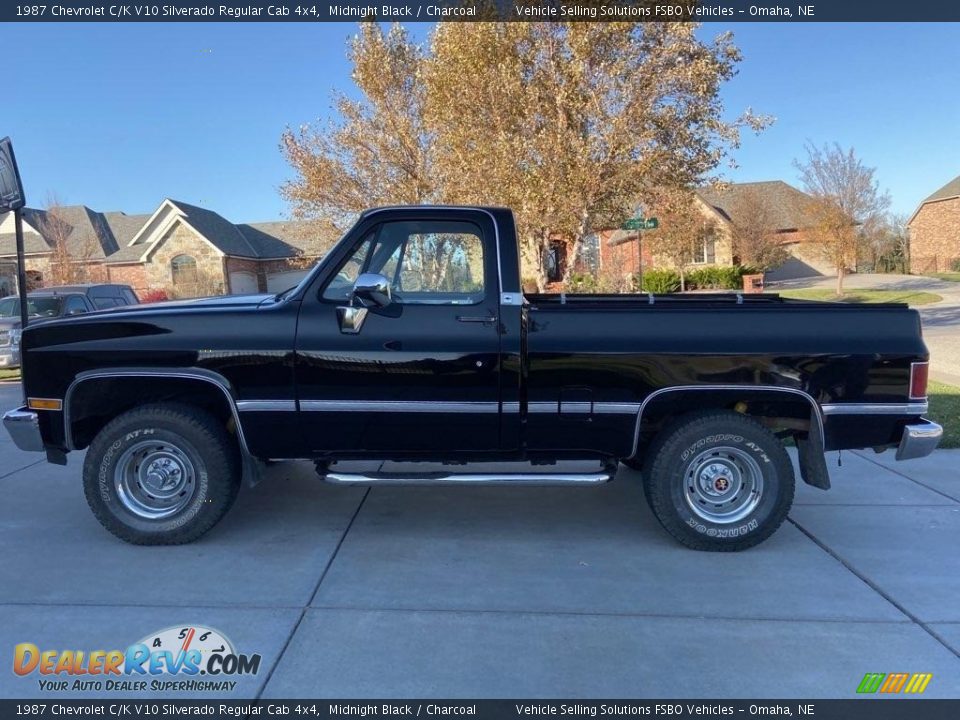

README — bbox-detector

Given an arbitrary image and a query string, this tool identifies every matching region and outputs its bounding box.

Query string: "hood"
[121,293,276,311]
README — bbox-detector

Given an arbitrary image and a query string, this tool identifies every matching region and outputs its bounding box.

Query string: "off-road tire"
[83,403,240,545]
[642,411,794,551]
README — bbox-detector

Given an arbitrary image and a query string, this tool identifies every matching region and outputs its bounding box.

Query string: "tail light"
[909,361,929,400]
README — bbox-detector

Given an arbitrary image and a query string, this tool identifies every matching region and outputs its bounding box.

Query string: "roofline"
[908,194,960,226]
[127,199,180,247]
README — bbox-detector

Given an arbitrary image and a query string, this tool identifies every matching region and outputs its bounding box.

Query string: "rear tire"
[642,411,794,551]
[83,403,241,545]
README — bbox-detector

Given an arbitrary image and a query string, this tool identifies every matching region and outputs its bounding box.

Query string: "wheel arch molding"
[63,367,262,486]
[631,384,825,459]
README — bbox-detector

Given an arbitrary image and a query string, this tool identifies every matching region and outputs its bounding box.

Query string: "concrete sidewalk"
[0,384,958,699]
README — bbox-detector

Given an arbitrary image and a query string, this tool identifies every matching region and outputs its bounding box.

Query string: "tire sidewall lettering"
[675,428,779,538]
[96,425,207,528]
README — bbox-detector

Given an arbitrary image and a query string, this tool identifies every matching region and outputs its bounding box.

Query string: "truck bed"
[524,291,907,310]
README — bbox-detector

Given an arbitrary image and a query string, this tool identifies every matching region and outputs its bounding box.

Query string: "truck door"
[295,211,503,455]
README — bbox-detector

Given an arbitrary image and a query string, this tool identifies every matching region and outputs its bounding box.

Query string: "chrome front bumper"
[896,419,943,461]
[3,407,44,452]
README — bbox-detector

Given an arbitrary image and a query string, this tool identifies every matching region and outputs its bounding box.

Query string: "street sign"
[0,137,26,211]
[621,217,658,231]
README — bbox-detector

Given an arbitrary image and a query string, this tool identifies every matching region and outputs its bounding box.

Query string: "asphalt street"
[0,382,958,699]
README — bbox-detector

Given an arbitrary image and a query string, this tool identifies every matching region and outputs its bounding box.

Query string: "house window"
[171,255,198,290]
[693,233,717,265]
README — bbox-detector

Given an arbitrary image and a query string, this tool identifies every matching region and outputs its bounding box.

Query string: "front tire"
[642,411,794,551]
[83,403,240,545]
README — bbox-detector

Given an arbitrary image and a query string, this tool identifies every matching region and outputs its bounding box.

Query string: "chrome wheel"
[114,440,197,519]
[683,446,764,524]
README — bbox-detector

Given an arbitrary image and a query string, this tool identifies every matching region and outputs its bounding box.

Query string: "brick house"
[587,181,828,282]
[908,174,960,274]
[0,199,333,298]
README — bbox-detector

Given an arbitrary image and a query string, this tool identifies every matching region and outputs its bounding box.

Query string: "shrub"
[686,266,751,290]
[950,258,960,273]
[140,288,170,303]
[635,268,681,294]
[567,272,601,293]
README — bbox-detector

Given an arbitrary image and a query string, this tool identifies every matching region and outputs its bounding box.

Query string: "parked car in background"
[0,284,139,368]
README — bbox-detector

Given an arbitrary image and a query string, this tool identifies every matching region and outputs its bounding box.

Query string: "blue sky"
[5,22,959,221]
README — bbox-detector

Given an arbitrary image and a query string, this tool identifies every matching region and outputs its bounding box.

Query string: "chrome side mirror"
[352,273,392,308]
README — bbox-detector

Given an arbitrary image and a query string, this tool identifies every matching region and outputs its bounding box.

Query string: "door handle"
[457,313,497,324]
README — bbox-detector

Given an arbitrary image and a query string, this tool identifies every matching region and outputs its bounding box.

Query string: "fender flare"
[629,384,825,460]
[63,367,262,486]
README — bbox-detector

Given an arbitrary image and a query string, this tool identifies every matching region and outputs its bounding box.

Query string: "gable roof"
[695,181,820,231]
[0,205,120,259]
[607,180,820,247]
[2,199,325,265]
[920,174,960,204]
[164,199,261,258]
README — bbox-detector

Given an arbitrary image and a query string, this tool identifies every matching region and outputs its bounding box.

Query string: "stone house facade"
[588,181,828,283]
[0,199,332,298]
[908,174,960,274]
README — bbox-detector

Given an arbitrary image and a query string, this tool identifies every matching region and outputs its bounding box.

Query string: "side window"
[64,296,88,315]
[321,231,375,302]
[92,297,119,309]
[322,220,485,305]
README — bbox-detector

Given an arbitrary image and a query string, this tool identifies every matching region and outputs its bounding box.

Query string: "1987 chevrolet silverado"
[3,206,943,550]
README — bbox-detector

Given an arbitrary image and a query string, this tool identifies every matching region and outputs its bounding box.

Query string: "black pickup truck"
[3,206,942,550]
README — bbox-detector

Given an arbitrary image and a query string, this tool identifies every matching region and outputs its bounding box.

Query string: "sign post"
[0,137,29,335]
[620,217,658,292]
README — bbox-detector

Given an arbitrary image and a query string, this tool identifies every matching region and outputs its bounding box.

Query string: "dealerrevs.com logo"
[13,625,261,693]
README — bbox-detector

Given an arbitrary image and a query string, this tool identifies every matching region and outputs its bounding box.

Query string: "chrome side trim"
[896,419,943,461]
[64,368,252,457]
[323,471,612,486]
[300,400,501,414]
[630,385,825,459]
[528,401,642,415]
[528,401,557,414]
[821,402,928,416]
[236,400,298,412]
[595,403,643,415]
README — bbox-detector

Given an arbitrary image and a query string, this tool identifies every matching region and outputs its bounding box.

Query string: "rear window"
[120,288,138,304]
[92,297,121,309]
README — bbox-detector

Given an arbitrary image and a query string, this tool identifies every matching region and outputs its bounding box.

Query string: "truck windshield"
[0,297,62,318]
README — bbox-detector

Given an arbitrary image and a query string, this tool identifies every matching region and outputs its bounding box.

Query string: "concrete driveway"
[0,382,958,699]
[768,273,960,385]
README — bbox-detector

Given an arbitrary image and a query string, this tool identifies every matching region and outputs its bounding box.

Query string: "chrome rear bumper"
[896,419,943,461]
[3,407,44,452]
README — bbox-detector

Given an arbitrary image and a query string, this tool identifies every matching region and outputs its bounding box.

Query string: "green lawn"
[0,369,20,381]
[928,381,960,449]
[779,288,943,306]
[930,273,960,283]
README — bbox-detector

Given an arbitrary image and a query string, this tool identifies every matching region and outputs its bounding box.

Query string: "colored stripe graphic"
[904,673,933,694]
[857,673,886,693]
[880,673,910,693]
[859,672,932,694]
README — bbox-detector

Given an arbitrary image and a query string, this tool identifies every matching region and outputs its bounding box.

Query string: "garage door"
[266,270,309,293]
[229,271,259,295]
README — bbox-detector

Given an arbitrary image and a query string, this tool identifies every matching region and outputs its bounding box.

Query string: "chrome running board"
[322,471,613,486]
